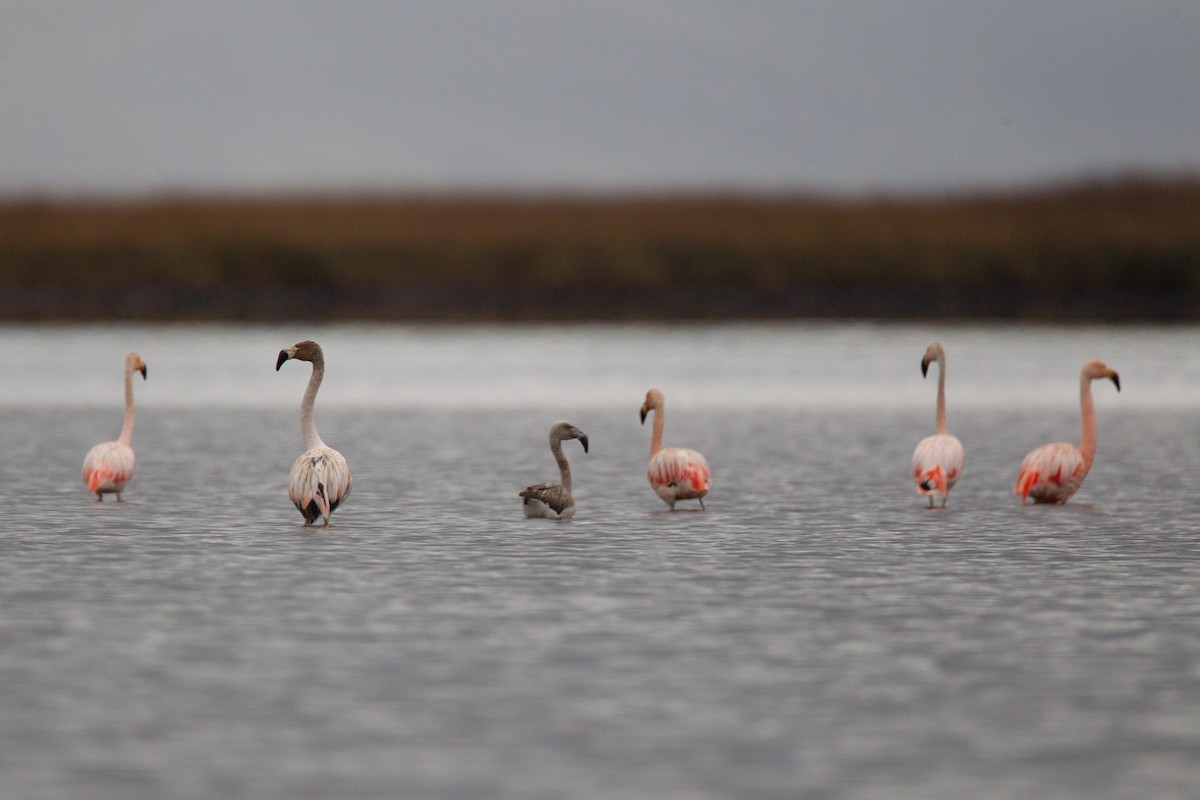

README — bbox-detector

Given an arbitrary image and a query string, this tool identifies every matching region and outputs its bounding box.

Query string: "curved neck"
[550,436,572,492]
[1078,372,1097,468]
[117,364,137,446]
[934,354,948,435]
[648,406,664,458]
[300,356,327,450]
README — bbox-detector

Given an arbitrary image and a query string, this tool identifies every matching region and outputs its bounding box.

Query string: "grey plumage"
[520,420,588,520]
[520,482,574,515]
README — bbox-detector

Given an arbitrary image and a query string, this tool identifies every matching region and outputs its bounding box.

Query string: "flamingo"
[1014,359,1120,504]
[276,340,352,526]
[912,342,965,508]
[519,420,589,520]
[82,352,147,501]
[639,388,711,510]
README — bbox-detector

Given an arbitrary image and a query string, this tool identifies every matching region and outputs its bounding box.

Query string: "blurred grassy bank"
[1,176,1197,321]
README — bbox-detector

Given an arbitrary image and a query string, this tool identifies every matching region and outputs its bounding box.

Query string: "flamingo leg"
[941,495,947,508]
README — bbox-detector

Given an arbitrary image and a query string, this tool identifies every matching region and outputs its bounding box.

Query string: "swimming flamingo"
[276,340,352,526]
[82,352,147,501]
[519,420,589,520]
[639,389,711,510]
[1014,359,1120,504]
[912,342,964,507]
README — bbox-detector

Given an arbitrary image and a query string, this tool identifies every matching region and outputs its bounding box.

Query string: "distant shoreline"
[3,176,1197,322]
[1,286,1192,324]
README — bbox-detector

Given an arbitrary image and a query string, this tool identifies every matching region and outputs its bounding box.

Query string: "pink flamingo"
[277,340,352,526]
[1014,359,1120,504]
[912,342,964,507]
[639,389,710,510]
[82,352,147,501]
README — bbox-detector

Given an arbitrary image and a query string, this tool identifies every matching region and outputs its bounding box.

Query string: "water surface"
[1,323,1198,799]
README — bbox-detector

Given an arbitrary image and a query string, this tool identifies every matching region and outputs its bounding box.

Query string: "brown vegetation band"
[1,177,1197,320]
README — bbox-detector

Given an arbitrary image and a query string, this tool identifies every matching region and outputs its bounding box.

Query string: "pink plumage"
[1014,359,1119,505]
[82,352,146,502]
[912,343,963,507]
[640,389,710,510]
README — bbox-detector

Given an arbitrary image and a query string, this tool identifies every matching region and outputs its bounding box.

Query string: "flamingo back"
[519,482,576,519]
[911,434,964,497]
[518,482,573,520]
[648,447,711,498]
[83,441,136,494]
[289,447,352,524]
[1014,442,1087,504]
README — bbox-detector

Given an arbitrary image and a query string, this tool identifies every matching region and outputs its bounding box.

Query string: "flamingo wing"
[519,482,574,515]
[289,447,352,523]
[912,434,964,496]
[1014,442,1085,503]
[82,441,136,493]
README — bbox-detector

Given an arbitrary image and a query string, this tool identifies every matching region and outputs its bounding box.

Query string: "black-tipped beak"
[1110,372,1121,392]
[139,366,147,379]
[276,350,289,371]
[639,408,647,425]
[921,357,930,378]
[579,435,589,454]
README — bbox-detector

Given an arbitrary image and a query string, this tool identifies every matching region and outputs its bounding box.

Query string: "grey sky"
[1,2,1197,195]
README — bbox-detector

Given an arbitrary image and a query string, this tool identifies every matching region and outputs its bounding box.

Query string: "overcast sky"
[1,2,1197,195]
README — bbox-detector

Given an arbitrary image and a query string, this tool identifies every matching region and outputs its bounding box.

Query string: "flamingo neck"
[550,435,572,492]
[117,363,136,446]
[648,406,664,458]
[1078,372,1097,468]
[300,356,327,451]
[934,353,948,435]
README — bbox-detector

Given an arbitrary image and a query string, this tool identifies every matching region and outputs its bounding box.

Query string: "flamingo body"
[912,433,964,502]
[83,352,146,501]
[648,447,711,509]
[289,447,352,525]
[520,487,576,520]
[1014,442,1086,504]
[83,441,136,497]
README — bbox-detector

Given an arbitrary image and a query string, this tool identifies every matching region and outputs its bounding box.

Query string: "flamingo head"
[550,420,589,453]
[277,339,323,370]
[921,342,945,378]
[126,352,147,380]
[640,389,664,424]
[1083,359,1120,392]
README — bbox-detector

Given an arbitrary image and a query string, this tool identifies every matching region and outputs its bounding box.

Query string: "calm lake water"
[2,322,1199,799]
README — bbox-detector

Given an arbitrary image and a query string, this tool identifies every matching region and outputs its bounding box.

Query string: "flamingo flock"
[82,340,1122,523]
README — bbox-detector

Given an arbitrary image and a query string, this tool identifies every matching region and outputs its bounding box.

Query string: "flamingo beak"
[921,357,930,378]
[276,350,290,371]
[139,365,147,379]
[1110,371,1121,392]
[639,408,647,425]
[579,434,589,453]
